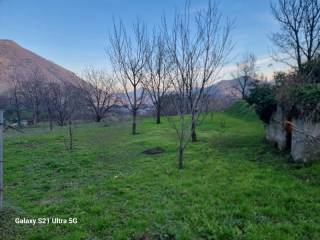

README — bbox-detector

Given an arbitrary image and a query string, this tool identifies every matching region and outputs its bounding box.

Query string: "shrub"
[293,84,320,121]
[299,59,320,83]
[247,82,277,124]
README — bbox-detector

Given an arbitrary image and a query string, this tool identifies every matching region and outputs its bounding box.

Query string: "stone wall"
[266,106,287,151]
[266,106,320,163]
[291,119,320,163]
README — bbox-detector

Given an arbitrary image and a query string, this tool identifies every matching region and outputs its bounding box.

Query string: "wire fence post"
[0,110,3,208]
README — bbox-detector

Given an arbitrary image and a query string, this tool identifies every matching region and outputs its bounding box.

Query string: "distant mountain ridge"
[0,39,83,95]
[205,78,253,110]
[118,78,254,110]
[0,40,257,110]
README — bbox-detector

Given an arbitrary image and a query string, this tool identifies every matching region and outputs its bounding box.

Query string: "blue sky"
[0,0,284,79]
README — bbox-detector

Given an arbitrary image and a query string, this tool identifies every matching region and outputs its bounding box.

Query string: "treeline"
[5,66,117,129]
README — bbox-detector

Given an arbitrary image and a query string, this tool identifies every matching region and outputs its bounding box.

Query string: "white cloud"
[220,55,289,81]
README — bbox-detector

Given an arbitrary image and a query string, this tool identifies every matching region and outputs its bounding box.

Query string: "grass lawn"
[1,103,320,239]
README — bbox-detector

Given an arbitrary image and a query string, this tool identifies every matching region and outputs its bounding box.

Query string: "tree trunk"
[156,102,161,124]
[48,109,53,131]
[295,35,302,71]
[49,119,53,131]
[16,108,21,128]
[132,83,137,135]
[32,104,37,127]
[191,113,197,142]
[96,114,102,122]
[178,145,184,169]
[68,120,73,150]
[57,113,65,126]
[132,110,137,135]
[242,89,246,100]
[14,93,21,127]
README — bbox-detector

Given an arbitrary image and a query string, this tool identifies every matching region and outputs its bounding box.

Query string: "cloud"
[220,55,289,80]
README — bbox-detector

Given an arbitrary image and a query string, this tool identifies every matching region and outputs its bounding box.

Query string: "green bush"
[247,82,277,124]
[293,84,320,121]
[247,58,320,124]
[299,59,320,83]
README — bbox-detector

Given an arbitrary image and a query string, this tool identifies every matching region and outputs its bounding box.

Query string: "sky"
[0,0,286,79]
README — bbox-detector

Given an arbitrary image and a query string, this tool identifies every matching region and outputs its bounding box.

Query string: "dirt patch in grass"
[142,147,165,155]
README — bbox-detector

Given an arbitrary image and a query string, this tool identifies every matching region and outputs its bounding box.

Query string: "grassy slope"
[2,102,320,240]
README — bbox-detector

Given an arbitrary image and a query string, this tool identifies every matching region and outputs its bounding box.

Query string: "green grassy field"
[1,103,320,240]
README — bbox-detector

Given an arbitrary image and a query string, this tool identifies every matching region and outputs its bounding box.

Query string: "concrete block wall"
[291,119,320,163]
[266,107,287,151]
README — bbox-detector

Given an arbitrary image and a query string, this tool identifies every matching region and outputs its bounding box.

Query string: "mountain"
[0,40,257,113]
[0,40,83,95]
[207,77,257,98]
[117,78,254,112]
[205,78,258,110]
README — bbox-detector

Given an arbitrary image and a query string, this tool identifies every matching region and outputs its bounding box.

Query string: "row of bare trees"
[9,67,78,129]
[109,0,233,168]
[78,68,117,123]
[8,66,117,129]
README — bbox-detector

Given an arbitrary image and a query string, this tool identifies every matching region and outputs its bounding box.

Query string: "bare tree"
[49,82,79,149]
[79,68,117,122]
[20,68,45,127]
[68,118,74,151]
[271,0,320,70]
[41,82,56,131]
[109,19,148,135]
[164,0,233,168]
[232,52,257,100]
[51,82,78,126]
[51,82,67,126]
[8,66,23,127]
[144,31,171,124]
[67,87,83,151]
